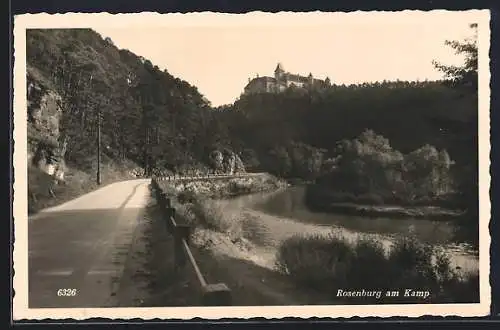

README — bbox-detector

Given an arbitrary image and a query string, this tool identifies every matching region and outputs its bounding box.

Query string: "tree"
[332,131,454,201]
[429,24,479,244]
[268,146,292,177]
[334,130,404,196]
[402,145,454,199]
[432,23,478,90]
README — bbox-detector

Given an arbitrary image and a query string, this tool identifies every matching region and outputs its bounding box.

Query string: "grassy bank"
[28,162,137,214]
[275,232,479,304]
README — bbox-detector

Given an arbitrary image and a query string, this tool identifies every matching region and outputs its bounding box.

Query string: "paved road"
[28,179,151,308]
[27,173,267,308]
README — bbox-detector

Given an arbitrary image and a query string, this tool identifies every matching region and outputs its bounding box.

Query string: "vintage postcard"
[13,10,491,320]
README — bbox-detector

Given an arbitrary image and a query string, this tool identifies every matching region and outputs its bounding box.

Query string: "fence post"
[202,283,232,306]
[158,191,166,209]
[173,223,191,270]
[165,207,175,233]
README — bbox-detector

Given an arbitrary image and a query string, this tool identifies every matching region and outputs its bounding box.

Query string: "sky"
[92,12,478,106]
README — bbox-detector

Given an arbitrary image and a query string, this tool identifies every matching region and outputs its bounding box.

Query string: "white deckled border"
[12,9,491,320]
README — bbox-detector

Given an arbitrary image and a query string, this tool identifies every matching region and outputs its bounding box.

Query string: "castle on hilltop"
[243,62,331,95]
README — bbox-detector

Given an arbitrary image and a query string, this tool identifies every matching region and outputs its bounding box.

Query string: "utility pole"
[88,73,101,185]
[97,108,102,185]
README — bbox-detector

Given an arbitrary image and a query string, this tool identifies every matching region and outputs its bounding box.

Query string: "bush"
[347,237,392,288]
[240,212,272,246]
[187,197,239,234]
[275,233,479,303]
[387,236,441,293]
[177,190,197,204]
[275,232,355,291]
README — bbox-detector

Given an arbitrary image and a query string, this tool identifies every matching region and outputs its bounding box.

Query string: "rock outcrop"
[27,69,67,182]
[209,150,224,174]
[234,153,246,174]
[209,148,246,175]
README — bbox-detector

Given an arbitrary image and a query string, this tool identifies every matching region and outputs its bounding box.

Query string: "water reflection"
[254,186,456,245]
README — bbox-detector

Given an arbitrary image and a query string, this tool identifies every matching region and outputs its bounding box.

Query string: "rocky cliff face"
[209,148,246,175]
[27,70,67,181]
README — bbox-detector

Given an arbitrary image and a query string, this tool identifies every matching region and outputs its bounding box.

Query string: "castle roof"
[251,76,276,82]
[275,62,285,73]
[286,73,310,84]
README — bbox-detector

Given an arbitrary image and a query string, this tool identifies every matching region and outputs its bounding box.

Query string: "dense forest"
[27,26,479,243]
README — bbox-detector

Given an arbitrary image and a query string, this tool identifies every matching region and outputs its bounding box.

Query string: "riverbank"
[304,184,465,221]
[159,173,287,201]
[319,203,464,220]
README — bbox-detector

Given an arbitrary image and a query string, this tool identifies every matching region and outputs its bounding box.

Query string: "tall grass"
[186,197,239,234]
[275,233,479,304]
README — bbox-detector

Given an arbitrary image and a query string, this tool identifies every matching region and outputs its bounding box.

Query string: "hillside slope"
[26,29,236,212]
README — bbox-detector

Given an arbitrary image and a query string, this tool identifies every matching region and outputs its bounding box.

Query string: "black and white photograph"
[13,10,491,319]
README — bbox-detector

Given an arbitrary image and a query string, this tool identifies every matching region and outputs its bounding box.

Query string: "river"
[213,185,479,275]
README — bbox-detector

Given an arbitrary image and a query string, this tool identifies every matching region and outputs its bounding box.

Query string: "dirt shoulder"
[116,190,203,307]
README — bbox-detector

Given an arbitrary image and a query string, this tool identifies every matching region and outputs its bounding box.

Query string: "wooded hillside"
[27,28,233,175]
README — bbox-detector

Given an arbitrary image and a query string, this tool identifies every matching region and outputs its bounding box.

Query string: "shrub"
[187,197,239,234]
[275,233,479,303]
[347,237,392,288]
[177,190,197,204]
[386,236,441,293]
[275,232,356,291]
[240,212,272,246]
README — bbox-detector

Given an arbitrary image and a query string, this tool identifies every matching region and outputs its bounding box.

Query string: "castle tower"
[308,72,314,87]
[274,62,286,92]
[275,62,285,80]
[275,62,285,75]
[325,76,331,86]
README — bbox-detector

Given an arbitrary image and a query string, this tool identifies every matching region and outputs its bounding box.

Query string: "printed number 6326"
[57,288,77,296]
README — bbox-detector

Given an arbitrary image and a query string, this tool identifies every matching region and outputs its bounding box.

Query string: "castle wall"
[287,81,305,88]
[244,64,329,95]
[244,79,267,94]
